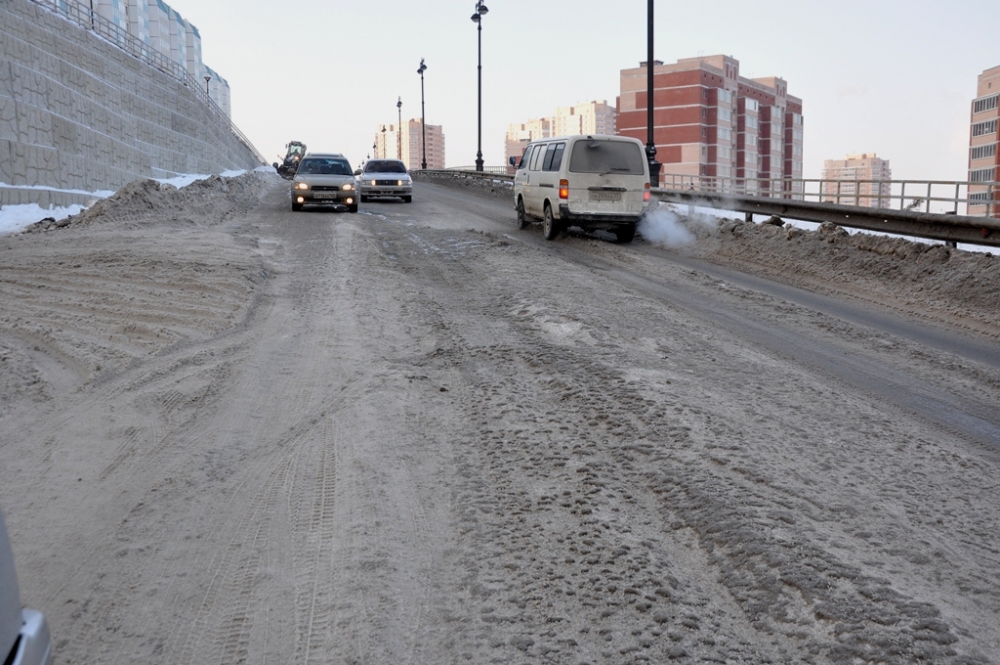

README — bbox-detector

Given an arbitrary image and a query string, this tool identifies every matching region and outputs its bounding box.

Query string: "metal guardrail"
[659,173,999,219]
[654,188,1000,248]
[416,168,514,182]
[28,0,266,165]
[445,166,512,176]
[414,169,1000,248]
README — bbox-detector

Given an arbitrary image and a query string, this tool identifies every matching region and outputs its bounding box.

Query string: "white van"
[510,134,651,242]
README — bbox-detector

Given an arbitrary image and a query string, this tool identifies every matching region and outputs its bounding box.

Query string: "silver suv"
[1,508,52,665]
[290,153,359,213]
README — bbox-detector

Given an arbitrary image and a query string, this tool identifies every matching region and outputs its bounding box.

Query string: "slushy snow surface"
[0,170,251,236]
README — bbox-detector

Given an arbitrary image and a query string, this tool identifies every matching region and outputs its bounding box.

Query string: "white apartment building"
[506,102,617,168]
[552,101,617,137]
[821,153,892,208]
[374,120,445,170]
[504,118,552,167]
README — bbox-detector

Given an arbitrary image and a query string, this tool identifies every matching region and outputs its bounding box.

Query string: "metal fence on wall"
[30,0,265,165]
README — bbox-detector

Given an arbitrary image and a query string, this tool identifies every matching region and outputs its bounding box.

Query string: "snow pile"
[0,169,265,236]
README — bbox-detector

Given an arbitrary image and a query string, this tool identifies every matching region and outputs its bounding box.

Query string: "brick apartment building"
[617,55,803,196]
[968,65,1000,218]
[374,120,445,170]
[821,153,892,208]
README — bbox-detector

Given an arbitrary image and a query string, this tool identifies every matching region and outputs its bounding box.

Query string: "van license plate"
[590,191,622,202]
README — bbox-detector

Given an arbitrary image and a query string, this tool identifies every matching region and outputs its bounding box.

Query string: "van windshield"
[569,140,645,175]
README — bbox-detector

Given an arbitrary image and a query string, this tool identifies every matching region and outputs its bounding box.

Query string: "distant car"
[291,153,359,212]
[1,508,52,665]
[357,159,413,203]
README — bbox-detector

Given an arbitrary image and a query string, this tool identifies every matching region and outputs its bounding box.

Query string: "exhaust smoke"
[638,208,695,247]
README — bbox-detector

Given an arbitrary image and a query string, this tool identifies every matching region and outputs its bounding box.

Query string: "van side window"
[518,145,533,170]
[541,144,557,171]
[529,144,546,171]
[543,143,566,172]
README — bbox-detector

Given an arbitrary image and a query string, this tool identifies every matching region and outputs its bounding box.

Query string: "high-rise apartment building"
[505,118,553,168]
[374,120,445,170]
[821,154,892,208]
[617,55,803,196]
[968,65,1000,218]
[505,102,617,171]
[552,101,617,137]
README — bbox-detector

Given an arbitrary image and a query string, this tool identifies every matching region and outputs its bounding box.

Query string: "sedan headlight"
[397,180,404,187]
[342,183,355,191]
[369,179,377,186]
[295,182,309,190]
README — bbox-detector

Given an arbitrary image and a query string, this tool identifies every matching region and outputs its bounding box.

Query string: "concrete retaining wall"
[0,0,262,208]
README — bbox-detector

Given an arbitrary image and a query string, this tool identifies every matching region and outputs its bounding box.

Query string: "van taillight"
[559,179,569,199]
[643,182,650,202]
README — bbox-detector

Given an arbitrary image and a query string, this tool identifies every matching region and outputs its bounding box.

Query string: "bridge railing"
[444,166,512,176]
[659,174,999,219]
[29,0,266,165]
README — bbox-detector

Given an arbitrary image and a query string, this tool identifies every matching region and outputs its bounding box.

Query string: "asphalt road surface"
[1,174,998,664]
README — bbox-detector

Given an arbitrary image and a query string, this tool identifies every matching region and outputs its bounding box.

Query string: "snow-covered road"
[1,172,998,663]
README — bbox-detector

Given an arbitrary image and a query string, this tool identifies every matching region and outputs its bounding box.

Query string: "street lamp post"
[645,0,661,187]
[396,97,403,161]
[471,2,488,172]
[417,59,428,170]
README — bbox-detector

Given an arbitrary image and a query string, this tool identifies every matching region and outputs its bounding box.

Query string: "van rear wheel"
[516,198,529,229]
[542,204,559,240]
[614,225,636,243]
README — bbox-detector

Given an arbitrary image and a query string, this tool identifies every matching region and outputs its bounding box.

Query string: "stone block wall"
[0,0,262,208]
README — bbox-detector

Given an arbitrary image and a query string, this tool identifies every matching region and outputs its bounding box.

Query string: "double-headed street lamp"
[471,1,489,172]
[396,97,403,160]
[417,58,428,170]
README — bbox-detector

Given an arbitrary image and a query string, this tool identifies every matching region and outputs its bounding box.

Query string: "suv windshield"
[568,140,645,175]
[298,158,352,176]
[364,160,407,174]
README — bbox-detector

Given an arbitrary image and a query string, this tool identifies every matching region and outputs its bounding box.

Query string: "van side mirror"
[508,156,517,167]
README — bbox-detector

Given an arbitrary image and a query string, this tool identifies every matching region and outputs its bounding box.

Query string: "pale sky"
[163,0,999,181]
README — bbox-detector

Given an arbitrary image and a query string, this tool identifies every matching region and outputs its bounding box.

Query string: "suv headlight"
[342,183,355,191]
[295,182,309,190]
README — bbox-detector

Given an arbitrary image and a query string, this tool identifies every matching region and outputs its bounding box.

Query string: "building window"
[969,192,992,203]
[969,167,995,183]
[971,144,997,161]
[972,119,998,137]
[973,94,999,114]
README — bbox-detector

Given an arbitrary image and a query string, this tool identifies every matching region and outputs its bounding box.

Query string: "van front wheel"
[516,198,529,229]
[542,204,559,240]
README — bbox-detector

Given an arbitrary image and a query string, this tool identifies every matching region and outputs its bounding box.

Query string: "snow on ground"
[0,169,253,236]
